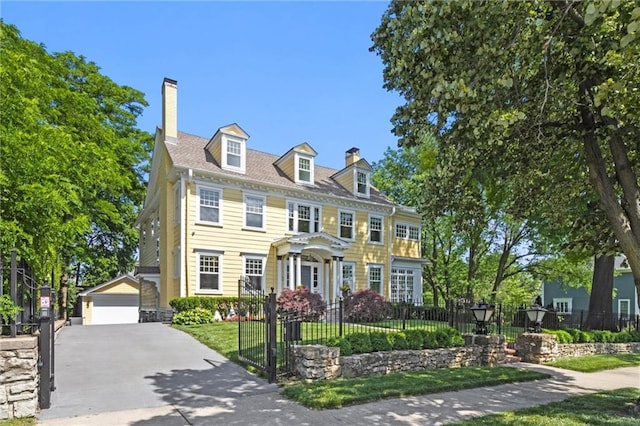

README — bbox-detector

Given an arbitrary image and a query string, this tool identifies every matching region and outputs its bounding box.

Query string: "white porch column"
[288,254,295,290]
[276,256,283,294]
[332,256,338,301]
[338,257,344,292]
[295,253,302,289]
[324,260,330,301]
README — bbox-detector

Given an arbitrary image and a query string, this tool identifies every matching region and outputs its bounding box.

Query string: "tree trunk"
[584,254,614,331]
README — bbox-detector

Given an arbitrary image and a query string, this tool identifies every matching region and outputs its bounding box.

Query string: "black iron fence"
[1,250,40,336]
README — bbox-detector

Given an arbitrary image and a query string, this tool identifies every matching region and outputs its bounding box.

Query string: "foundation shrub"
[347,332,372,354]
[404,329,424,350]
[388,331,409,350]
[369,331,393,352]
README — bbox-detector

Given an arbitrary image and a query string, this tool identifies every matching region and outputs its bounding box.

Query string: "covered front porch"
[272,232,350,302]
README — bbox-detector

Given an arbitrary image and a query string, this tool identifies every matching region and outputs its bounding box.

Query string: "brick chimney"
[345,147,360,167]
[162,78,178,143]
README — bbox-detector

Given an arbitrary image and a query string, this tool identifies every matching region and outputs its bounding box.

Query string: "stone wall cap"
[0,336,38,351]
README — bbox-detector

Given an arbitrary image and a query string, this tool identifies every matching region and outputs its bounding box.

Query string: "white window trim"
[294,153,314,185]
[367,263,384,295]
[618,299,631,317]
[368,214,384,245]
[243,254,266,292]
[391,268,416,303]
[243,192,266,231]
[338,209,355,241]
[173,182,181,224]
[354,169,370,198]
[342,262,356,292]
[395,222,421,241]
[196,185,223,226]
[222,135,246,173]
[196,250,224,294]
[553,298,572,314]
[286,199,322,233]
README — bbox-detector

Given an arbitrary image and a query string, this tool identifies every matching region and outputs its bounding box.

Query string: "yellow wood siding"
[279,156,295,181]
[97,281,138,295]
[335,170,354,194]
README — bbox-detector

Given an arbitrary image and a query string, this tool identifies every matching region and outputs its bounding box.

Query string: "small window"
[369,215,383,243]
[368,265,383,294]
[395,224,407,239]
[619,299,630,318]
[339,211,354,240]
[227,140,242,168]
[299,158,311,182]
[395,223,420,241]
[342,262,355,293]
[553,298,572,314]
[244,194,265,229]
[155,239,160,264]
[198,253,221,293]
[409,226,420,241]
[356,170,369,196]
[198,187,221,224]
[244,257,264,291]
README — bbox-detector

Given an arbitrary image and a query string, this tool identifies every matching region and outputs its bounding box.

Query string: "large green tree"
[371,1,640,302]
[0,22,151,311]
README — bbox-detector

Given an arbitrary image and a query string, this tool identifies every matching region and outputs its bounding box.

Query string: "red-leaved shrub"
[276,287,326,321]
[344,289,391,322]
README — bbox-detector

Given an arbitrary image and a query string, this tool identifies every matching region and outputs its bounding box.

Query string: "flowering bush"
[344,289,391,323]
[276,287,326,321]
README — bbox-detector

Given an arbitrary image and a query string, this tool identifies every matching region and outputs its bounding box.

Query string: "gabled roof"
[204,123,249,151]
[273,232,351,250]
[273,142,318,167]
[331,158,373,180]
[79,274,138,296]
[164,131,395,206]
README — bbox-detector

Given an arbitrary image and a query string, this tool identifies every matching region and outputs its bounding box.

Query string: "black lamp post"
[526,305,547,333]
[470,300,495,335]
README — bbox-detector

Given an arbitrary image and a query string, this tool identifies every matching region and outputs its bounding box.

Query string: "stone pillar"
[516,333,558,364]
[0,336,38,419]
[463,334,506,367]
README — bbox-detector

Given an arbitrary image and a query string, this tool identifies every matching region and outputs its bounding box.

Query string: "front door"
[301,264,321,294]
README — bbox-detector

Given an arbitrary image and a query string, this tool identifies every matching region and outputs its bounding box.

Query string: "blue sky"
[2,1,402,170]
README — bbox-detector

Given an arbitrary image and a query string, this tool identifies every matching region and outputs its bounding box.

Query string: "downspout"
[387,206,397,299]
[182,169,193,297]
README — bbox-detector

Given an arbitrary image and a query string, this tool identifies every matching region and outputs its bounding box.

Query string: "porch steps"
[502,344,522,363]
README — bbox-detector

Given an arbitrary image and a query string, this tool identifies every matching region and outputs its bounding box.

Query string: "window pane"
[340,212,353,239]
[357,171,367,194]
[199,255,219,290]
[200,206,219,222]
[370,217,382,242]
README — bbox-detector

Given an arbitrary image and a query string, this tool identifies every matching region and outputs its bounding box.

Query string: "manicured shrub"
[344,289,391,323]
[591,330,615,343]
[432,327,464,348]
[169,296,254,317]
[388,332,409,350]
[172,307,213,325]
[370,331,393,352]
[403,329,424,350]
[614,330,633,343]
[544,329,574,343]
[326,336,353,356]
[421,330,439,349]
[276,287,326,321]
[347,332,373,354]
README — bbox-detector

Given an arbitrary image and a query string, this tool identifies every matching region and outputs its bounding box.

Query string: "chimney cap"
[163,77,178,85]
[346,147,360,154]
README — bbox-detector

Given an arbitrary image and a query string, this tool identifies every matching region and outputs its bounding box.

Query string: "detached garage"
[80,275,139,325]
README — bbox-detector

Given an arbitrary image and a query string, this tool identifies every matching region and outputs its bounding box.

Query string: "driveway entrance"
[38,323,282,422]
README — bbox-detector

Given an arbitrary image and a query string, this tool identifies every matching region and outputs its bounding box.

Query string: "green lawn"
[545,353,640,372]
[452,388,640,425]
[281,367,550,409]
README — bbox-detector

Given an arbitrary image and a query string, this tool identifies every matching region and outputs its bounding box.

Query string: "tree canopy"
[371,0,640,301]
[0,21,152,288]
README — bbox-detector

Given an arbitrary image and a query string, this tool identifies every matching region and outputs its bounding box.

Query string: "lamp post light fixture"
[470,300,495,335]
[526,305,547,333]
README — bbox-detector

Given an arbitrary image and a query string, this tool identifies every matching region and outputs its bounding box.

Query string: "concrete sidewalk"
[38,363,640,426]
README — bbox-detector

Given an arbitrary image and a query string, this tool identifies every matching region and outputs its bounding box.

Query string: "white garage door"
[91,294,139,325]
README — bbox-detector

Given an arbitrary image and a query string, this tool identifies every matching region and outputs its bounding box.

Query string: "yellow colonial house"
[135,78,425,319]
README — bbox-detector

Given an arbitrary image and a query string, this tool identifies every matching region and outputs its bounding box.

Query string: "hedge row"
[325,327,464,356]
[544,327,640,344]
[169,296,262,317]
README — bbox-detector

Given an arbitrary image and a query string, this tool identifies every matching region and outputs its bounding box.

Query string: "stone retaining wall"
[516,332,640,364]
[0,336,38,419]
[291,334,506,380]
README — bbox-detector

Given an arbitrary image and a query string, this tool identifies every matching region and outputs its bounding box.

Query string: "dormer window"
[223,136,245,172]
[356,170,370,198]
[295,154,314,184]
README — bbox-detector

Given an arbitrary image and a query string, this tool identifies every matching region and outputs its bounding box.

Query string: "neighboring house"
[79,274,139,325]
[542,256,639,319]
[135,78,426,316]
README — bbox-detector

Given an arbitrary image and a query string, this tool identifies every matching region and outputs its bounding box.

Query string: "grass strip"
[282,366,550,409]
[452,388,640,426]
[545,353,640,372]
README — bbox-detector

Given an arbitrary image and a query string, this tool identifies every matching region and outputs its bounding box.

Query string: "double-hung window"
[244,256,265,291]
[356,170,369,197]
[287,201,320,233]
[197,252,222,293]
[339,210,354,240]
[244,194,265,229]
[226,140,242,168]
[197,186,222,225]
[368,264,383,294]
[369,215,383,244]
[295,154,314,184]
[395,223,420,241]
[342,262,355,292]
